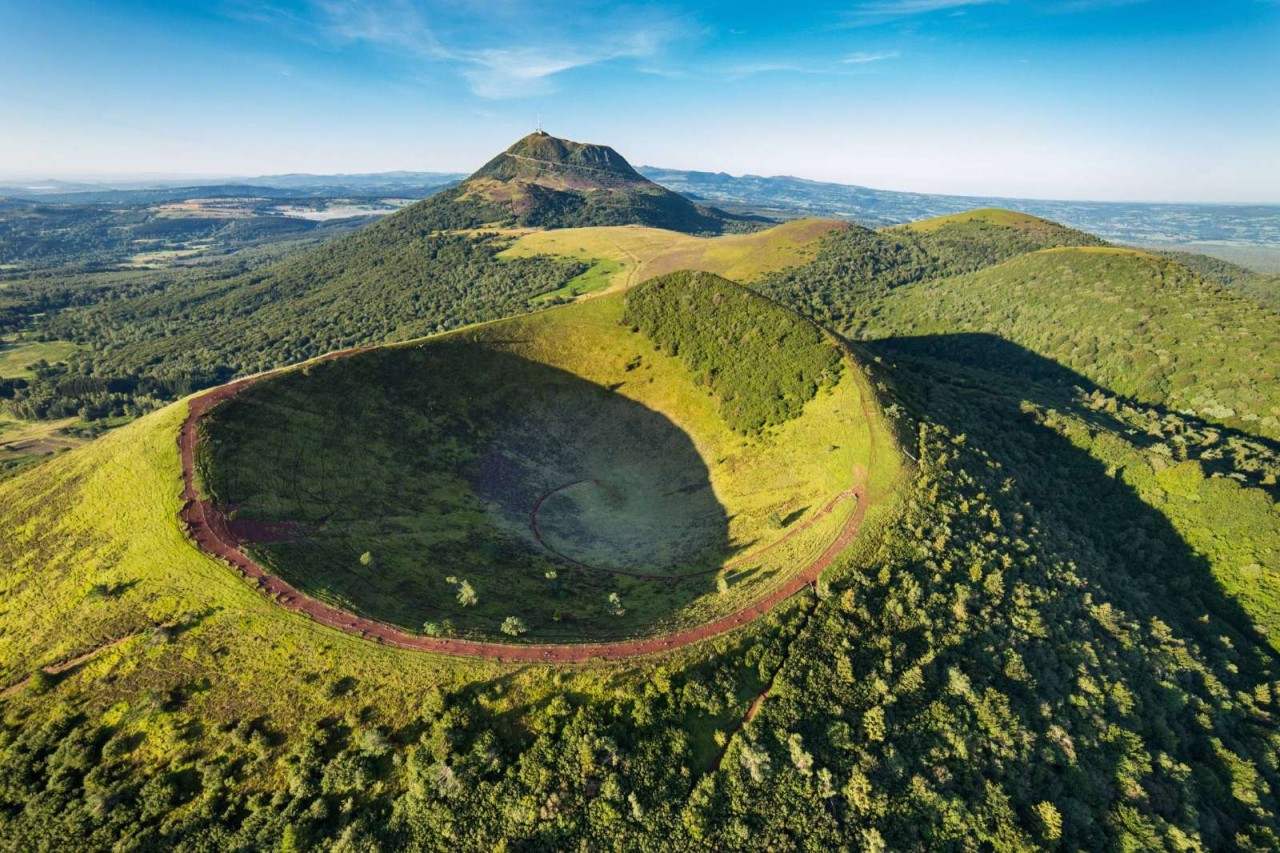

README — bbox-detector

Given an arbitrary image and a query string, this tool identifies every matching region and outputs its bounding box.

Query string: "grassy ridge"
[861,247,1280,439]
[752,210,1106,329]
[502,218,845,293]
[624,271,844,434]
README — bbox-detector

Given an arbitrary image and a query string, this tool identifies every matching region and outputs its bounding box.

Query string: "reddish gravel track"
[177,353,875,663]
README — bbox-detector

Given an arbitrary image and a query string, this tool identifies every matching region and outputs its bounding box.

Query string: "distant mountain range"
[638,167,1280,252]
[4,161,1278,267]
[0,172,466,204]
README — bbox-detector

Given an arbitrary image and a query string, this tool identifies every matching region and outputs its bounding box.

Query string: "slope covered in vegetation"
[3,205,1279,850]
[2,340,1277,848]
[197,289,884,640]
[624,271,843,434]
[413,132,745,234]
[860,247,1280,440]
[500,217,846,295]
[753,209,1105,328]
[1156,248,1280,308]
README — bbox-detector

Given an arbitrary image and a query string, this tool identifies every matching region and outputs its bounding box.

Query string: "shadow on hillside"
[870,333,1280,829]
[864,332,1278,837]
[879,331,1280,496]
[204,341,731,639]
[869,332,1277,660]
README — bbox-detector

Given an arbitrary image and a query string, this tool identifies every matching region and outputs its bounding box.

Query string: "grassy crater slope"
[197,277,895,642]
[0,383,840,848]
[861,246,1280,440]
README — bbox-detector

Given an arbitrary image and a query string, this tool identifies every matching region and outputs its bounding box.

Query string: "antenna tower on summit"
[536,115,545,134]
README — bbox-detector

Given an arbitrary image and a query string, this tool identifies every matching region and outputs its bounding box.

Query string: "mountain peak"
[469,132,649,190]
[394,132,764,234]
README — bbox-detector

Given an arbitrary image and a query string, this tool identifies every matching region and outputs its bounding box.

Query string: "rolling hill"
[857,246,1280,441]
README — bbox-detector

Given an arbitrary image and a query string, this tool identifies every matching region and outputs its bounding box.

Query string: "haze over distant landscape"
[3,0,1278,202]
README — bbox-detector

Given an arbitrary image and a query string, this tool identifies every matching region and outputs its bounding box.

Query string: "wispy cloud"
[842,50,901,63]
[225,1,693,98]
[846,0,1003,25]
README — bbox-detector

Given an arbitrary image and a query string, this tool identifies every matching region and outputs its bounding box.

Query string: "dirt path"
[177,350,879,663]
[1,631,145,698]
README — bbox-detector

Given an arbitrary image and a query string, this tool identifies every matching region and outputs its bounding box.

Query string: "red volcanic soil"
[177,351,877,663]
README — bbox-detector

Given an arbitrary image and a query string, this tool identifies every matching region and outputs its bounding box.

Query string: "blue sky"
[1,0,1278,201]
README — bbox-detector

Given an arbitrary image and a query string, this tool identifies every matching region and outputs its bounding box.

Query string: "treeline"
[754,213,1106,329]
[623,271,842,434]
[858,249,1280,441]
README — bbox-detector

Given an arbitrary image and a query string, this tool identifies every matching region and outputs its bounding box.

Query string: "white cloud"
[846,0,1003,24]
[841,51,900,63]
[225,0,692,98]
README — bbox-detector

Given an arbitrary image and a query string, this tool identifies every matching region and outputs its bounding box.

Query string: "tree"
[1034,801,1063,842]
[739,741,772,783]
[501,616,527,636]
[456,580,477,607]
[607,592,625,616]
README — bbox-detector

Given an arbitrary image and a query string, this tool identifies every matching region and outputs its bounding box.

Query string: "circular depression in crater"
[196,304,865,642]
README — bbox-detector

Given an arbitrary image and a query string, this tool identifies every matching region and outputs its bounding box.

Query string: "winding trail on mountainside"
[177,348,880,663]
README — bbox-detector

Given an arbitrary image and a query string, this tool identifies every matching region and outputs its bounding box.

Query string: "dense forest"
[623,271,843,433]
[0,220,583,420]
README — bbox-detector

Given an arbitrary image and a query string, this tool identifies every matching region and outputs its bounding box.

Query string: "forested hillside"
[754,209,1104,328]
[858,247,1280,441]
[1,223,582,420]
[623,271,842,433]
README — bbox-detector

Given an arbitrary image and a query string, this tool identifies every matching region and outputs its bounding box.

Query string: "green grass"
[891,207,1062,233]
[500,218,845,291]
[0,338,77,378]
[0,387,833,846]
[859,246,1280,439]
[531,257,623,302]
[198,289,893,642]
